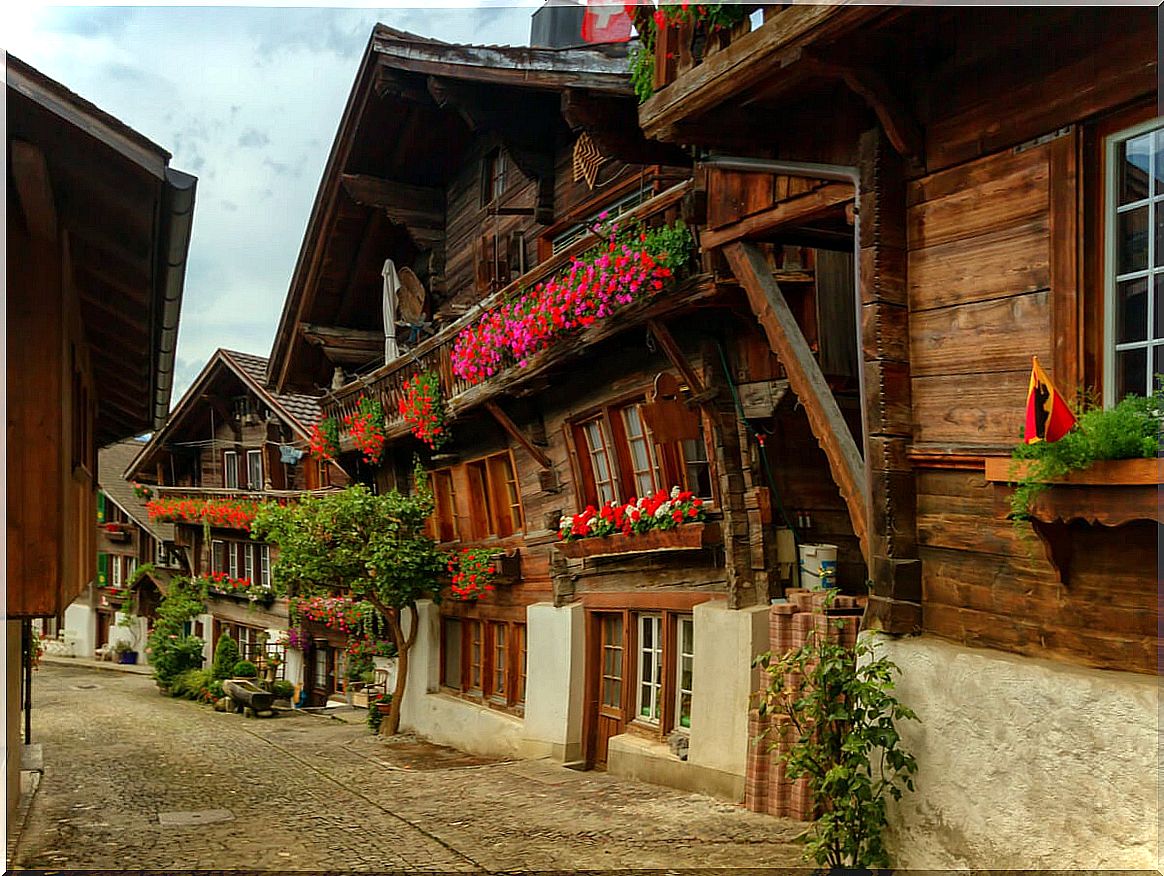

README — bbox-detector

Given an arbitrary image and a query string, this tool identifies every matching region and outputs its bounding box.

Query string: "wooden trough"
[223,679,274,717]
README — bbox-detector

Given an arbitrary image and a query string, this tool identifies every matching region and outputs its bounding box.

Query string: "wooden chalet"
[126,349,348,693]
[7,55,196,816]
[267,21,876,799]
[635,4,1158,867]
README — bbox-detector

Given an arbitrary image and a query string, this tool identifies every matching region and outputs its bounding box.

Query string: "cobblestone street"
[13,663,804,871]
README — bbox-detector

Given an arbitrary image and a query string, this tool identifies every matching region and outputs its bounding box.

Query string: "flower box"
[985,456,1162,585]
[556,521,720,560]
[491,550,521,585]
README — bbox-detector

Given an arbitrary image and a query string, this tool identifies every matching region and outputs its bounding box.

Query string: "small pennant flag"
[1024,356,1076,443]
[581,0,633,43]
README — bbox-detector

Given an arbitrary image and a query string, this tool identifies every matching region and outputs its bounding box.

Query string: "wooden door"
[95,610,113,650]
[589,612,626,768]
[307,643,336,706]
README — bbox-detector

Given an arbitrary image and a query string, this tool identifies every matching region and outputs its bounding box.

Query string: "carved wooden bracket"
[485,400,553,470]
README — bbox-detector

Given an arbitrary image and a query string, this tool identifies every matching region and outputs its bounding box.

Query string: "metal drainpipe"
[699,154,870,554]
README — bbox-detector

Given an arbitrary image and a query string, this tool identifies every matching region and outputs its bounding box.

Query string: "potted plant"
[113,640,137,665]
[232,659,258,680]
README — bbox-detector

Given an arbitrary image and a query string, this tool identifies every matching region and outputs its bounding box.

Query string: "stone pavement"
[13,663,806,871]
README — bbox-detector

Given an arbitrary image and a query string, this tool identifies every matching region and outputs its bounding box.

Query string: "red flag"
[582,0,633,43]
[1024,356,1076,443]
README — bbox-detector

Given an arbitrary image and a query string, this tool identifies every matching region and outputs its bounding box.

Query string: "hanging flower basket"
[444,548,519,601]
[309,417,341,461]
[398,371,448,449]
[344,395,387,465]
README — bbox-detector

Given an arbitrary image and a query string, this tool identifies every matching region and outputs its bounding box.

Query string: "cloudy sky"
[4,4,539,399]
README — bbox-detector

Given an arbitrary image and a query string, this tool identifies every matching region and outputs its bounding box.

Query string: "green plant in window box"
[1008,384,1162,523]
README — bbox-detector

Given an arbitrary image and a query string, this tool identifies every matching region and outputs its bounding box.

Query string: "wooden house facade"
[267,24,878,799]
[126,349,348,694]
[636,5,1158,867]
[6,55,195,818]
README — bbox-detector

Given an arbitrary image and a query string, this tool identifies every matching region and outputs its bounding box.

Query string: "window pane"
[1118,206,1149,273]
[1117,277,1149,343]
[1156,129,1164,196]
[1156,205,1163,268]
[1116,347,1148,400]
[1155,345,1163,393]
[1156,275,1164,342]
[1119,132,1152,206]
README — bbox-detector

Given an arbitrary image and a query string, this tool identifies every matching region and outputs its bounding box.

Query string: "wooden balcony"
[638,5,886,142]
[322,180,713,448]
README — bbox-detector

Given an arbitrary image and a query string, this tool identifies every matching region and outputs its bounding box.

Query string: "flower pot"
[375,700,393,715]
[118,651,138,665]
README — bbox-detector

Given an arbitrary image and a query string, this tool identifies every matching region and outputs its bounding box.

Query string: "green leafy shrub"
[211,636,240,680]
[172,668,214,702]
[271,680,295,700]
[232,660,258,678]
[207,679,224,701]
[755,597,918,869]
[629,42,654,103]
[147,576,206,687]
[1010,389,1162,520]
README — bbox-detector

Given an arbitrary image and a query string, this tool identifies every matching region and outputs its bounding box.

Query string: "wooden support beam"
[11,140,58,241]
[723,241,869,563]
[699,182,855,250]
[340,174,444,228]
[300,323,384,366]
[485,401,553,470]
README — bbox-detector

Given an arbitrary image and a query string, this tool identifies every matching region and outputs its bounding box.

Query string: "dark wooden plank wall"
[907,143,1053,447]
[905,16,1158,672]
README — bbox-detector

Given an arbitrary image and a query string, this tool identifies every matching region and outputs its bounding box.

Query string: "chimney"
[530,0,586,49]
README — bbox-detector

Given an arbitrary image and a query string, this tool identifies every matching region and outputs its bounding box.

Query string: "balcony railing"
[323,179,696,446]
[651,6,762,94]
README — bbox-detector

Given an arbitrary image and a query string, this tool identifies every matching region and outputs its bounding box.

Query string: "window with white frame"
[259,545,271,587]
[227,541,239,579]
[155,539,168,567]
[244,543,255,582]
[223,450,239,489]
[637,614,664,723]
[246,449,264,490]
[676,616,694,730]
[1107,119,1164,401]
[111,556,123,587]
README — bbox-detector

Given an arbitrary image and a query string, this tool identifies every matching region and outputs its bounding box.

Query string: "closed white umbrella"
[382,258,401,362]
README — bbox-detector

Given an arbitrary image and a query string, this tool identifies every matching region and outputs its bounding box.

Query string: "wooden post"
[723,241,870,565]
[484,401,553,470]
[857,126,921,634]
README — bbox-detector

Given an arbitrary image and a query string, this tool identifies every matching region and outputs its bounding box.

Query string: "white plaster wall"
[284,648,304,692]
[522,602,585,761]
[62,602,93,658]
[110,612,150,664]
[399,600,542,759]
[872,634,1159,869]
[686,601,769,780]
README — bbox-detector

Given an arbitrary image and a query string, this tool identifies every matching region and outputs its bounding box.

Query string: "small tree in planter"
[754,598,919,869]
[252,476,444,736]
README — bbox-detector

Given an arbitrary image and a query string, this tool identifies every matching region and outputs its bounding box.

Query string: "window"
[227,542,239,579]
[637,614,663,724]
[491,622,507,699]
[600,614,624,709]
[111,556,123,588]
[259,545,271,588]
[550,188,651,255]
[482,148,506,205]
[244,543,255,582]
[429,452,523,542]
[468,620,483,692]
[515,623,527,705]
[317,459,331,488]
[440,616,526,708]
[155,539,168,567]
[223,451,239,490]
[580,418,617,505]
[1107,119,1164,400]
[212,540,226,574]
[572,398,716,508]
[676,616,694,730]
[621,404,664,498]
[442,618,463,690]
[246,449,264,490]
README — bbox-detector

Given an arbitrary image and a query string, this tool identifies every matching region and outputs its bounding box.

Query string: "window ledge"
[555,521,720,560]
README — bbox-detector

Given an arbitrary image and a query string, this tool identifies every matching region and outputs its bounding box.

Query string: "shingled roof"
[99,439,174,543]
[218,349,323,435]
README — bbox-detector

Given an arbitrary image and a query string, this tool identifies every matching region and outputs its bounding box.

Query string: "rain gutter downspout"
[153,168,198,432]
[699,153,870,565]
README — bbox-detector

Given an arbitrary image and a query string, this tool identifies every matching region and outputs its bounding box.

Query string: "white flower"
[670,486,681,500]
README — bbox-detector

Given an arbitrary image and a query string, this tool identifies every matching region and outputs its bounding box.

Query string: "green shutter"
[98,553,108,587]
[97,492,106,524]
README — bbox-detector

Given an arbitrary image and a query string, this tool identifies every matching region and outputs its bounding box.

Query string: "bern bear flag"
[1024,356,1076,443]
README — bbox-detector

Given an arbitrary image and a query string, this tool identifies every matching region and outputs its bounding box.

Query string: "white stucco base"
[871,634,1159,869]
[7,621,23,820]
[62,602,93,658]
[607,601,769,801]
[399,600,585,761]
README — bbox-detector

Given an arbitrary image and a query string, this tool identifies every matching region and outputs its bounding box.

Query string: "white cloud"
[3,5,536,402]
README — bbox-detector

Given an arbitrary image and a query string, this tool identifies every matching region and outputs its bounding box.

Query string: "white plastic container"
[798,543,838,589]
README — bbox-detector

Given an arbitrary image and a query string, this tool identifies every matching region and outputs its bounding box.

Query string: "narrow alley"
[12,664,804,871]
